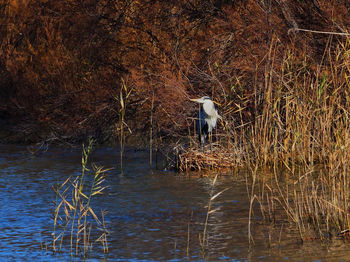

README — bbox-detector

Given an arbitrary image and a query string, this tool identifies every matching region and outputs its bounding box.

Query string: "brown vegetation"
[3,0,350,244]
[1,0,349,144]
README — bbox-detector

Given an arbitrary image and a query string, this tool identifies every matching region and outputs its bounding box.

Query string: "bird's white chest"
[203,100,218,132]
[205,117,217,133]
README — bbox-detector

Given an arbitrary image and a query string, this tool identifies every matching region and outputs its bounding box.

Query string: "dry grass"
[246,36,350,241]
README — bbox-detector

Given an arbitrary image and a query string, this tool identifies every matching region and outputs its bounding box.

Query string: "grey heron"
[190,96,221,146]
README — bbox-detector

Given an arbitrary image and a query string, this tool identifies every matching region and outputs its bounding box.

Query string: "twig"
[289,27,350,36]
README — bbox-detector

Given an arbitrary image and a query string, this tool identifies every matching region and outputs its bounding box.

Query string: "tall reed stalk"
[116,78,133,173]
[52,138,110,257]
[199,174,229,255]
[149,91,155,166]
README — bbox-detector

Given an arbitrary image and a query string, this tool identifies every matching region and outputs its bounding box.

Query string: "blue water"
[1,144,350,261]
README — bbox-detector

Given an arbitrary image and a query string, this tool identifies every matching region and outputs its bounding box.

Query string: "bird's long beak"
[190,98,199,102]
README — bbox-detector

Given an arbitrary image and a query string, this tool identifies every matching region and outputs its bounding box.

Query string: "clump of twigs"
[51,138,110,257]
[175,142,243,172]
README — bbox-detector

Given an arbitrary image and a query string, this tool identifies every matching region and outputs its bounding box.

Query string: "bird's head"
[190,96,211,104]
[190,96,221,106]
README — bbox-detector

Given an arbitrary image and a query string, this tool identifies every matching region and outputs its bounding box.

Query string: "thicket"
[1,0,350,144]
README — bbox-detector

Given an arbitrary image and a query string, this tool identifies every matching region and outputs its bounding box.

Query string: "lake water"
[1,144,350,261]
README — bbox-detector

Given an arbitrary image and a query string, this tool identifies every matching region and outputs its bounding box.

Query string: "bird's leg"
[209,132,212,151]
[201,135,206,152]
[197,104,202,146]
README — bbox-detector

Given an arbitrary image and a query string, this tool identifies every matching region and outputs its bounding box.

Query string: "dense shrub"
[1,0,349,143]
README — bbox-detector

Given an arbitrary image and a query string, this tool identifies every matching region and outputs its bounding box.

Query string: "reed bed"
[246,36,350,241]
[176,36,350,242]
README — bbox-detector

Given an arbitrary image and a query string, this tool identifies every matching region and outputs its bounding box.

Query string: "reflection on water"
[1,144,350,261]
